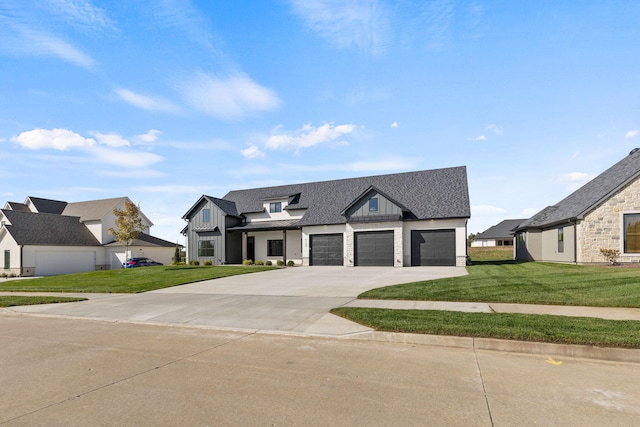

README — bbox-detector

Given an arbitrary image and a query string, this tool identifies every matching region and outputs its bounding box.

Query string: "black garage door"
[411,230,456,266]
[310,234,343,266]
[355,231,394,266]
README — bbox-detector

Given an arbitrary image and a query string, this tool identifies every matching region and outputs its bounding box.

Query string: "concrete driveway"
[7,266,465,335]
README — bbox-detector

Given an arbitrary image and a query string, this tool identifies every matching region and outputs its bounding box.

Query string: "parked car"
[123,257,163,268]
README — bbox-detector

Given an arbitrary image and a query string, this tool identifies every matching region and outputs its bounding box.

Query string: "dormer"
[341,186,408,223]
[263,196,289,217]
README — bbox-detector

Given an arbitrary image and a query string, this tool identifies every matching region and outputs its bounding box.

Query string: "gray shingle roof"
[221,167,470,226]
[475,219,526,239]
[5,202,30,212]
[516,149,640,230]
[27,197,68,214]
[104,232,176,247]
[62,197,129,222]
[1,210,100,246]
[227,219,301,231]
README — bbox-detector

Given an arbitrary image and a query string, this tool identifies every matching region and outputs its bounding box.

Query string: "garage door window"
[268,240,283,256]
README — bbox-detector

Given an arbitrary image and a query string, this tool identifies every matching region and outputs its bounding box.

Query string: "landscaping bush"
[243,259,254,266]
[255,260,264,265]
[265,260,272,266]
[203,260,213,266]
[189,260,200,266]
[600,248,621,265]
[287,260,295,267]
[276,260,285,266]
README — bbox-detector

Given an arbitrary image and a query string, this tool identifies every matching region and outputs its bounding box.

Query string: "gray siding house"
[182,167,471,267]
[514,149,640,263]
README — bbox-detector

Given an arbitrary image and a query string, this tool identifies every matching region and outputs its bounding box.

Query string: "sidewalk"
[344,299,640,321]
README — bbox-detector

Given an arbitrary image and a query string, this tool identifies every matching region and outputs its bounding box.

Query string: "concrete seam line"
[473,343,495,427]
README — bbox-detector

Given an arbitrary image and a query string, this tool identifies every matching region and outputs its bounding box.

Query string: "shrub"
[243,259,254,266]
[189,260,200,266]
[255,260,264,265]
[600,248,621,265]
[276,260,285,266]
[265,260,272,266]
[287,260,295,267]
[203,260,213,266]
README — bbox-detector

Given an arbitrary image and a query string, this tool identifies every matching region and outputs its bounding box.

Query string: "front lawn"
[0,296,87,307]
[330,307,640,349]
[360,261,640,307]
[0,265,276,293]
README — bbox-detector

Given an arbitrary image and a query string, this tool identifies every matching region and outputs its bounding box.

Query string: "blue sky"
[2,0,639,243]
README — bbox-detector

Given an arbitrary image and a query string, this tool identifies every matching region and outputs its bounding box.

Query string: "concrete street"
[1,315,639,426]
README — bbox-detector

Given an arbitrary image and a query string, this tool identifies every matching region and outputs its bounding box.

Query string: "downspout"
[20,244,24,276]
[570,219,577,264]
[283,229,287,265]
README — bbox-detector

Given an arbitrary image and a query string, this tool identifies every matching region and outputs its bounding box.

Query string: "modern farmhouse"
[181,167,471,267]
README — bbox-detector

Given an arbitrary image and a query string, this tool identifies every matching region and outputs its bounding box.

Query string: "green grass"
[468,246,514,262]
[331,307,640,349]
[0,265,276,293]
[0,296,87,307]
[360,261,640,307]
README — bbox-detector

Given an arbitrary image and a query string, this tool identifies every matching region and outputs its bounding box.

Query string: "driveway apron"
[7,267,466,335]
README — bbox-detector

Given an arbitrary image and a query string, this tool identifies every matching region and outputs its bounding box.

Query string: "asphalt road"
[2,315,639,426]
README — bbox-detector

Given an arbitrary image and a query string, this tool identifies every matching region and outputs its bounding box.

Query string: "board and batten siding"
[346,191,402,220]
[187,201,227,265]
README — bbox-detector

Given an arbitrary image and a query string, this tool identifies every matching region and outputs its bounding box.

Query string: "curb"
[342,331,640,364]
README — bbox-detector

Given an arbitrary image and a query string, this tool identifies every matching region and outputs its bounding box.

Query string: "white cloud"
[116,88,180,113]
[558,171,594,191]
[266,123,356,151]
[46,0,114,31]
[289,0,390,55]
[92,132,130,147]
[16,27,96,69]
[178,72,280,120]
[12,128,163,170]
[475,135,487,141]
[486,124,503,135]
[13,128,95,150]
[241,145,265,159]
[625,130,639,138]
[135,129,162,144]
[391,122,398,128]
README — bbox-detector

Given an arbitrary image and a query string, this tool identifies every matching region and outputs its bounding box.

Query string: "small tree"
[173,244,181,264]
[108,200,144,262]
[599,248,620,265]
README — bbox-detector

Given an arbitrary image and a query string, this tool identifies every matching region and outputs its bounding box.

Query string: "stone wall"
[577,177,640,263]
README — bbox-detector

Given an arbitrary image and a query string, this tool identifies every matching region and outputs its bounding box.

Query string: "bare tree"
[108,200,144,262]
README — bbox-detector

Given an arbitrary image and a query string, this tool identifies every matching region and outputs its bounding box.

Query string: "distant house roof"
[62,197,130,222]
[27,197,68,214]
[104,232,176,247]
[218,167,470,226]
[475,219,526,239]
[1,210,100,246]
[516,149,640,230]
[5,202,30,212]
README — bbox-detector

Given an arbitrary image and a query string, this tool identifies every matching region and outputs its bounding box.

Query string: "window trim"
[202,208,210,223]
[557,227,564,253]
[622,212,640,254]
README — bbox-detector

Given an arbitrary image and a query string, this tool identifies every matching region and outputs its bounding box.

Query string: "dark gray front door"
[310,234,343,266]
[247,236,255,262]
[354,231,394,266]
[411,230,455,266]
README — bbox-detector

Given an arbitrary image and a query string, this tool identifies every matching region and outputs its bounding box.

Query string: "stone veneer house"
[514,148,640,263]
[182,167,471,267]
[0,196,175,276]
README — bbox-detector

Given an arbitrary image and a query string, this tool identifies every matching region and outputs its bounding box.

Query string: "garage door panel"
[310,234,343,266]
[411,230,455,266]
[36,251,95,276]
[355,231,394,266]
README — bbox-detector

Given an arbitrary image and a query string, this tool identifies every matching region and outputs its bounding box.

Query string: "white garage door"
[35,251,96,276]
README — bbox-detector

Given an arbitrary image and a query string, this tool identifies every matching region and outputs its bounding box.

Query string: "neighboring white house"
[471,219,525,247]
[514,148,640,264]
[182,167,471,267]
[0,196,176,276]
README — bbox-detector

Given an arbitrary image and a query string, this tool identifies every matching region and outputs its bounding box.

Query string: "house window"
[270,202,282,213]
[198,240,214,257]
[202,209,210,223]
[558,227,564,253]
[369,197,378,212]
[3,250,9,269]
[624,213,640,253]
[268,240,283,256]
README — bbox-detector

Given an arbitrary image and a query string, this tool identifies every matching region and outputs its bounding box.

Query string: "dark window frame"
[624,213,640,253]
[198,240,214,257]
[269,202,282,213]
[267,239,283,257]
[369,197,378,212]
[558,227,564,253]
